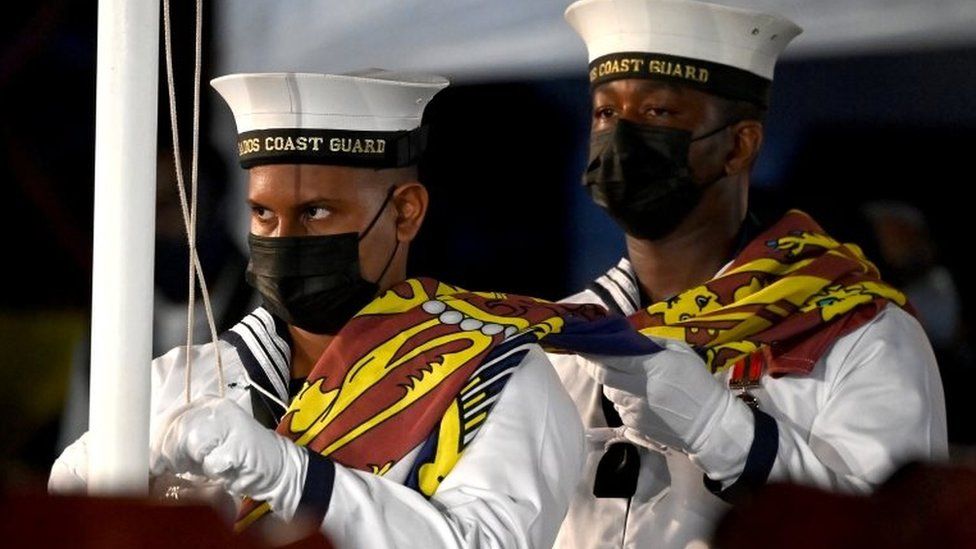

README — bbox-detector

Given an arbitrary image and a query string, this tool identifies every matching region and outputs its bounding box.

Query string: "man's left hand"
[579,338,737,454]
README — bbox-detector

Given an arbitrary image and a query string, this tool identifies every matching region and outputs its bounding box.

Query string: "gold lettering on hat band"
[587,52,772,107]
[237,134,388,158]
[259,136,326,153]
[590,57,709,84]
[234,127,426,169]
[238,137,261,156]
[328,138,387,154]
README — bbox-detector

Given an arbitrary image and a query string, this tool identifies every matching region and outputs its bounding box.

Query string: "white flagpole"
[88,0,160,496]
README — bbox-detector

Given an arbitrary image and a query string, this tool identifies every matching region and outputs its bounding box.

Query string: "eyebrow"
[247,197,343,209]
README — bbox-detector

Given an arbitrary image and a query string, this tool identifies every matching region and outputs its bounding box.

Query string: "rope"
[162,0,224,404]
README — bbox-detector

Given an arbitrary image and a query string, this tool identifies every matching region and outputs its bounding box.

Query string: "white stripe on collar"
[591,257,738,315]
[228,307,292,405]
[591,257,641,315]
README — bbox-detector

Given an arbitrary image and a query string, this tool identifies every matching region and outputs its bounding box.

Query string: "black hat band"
[589,52,772,107]
[236,126,428,169]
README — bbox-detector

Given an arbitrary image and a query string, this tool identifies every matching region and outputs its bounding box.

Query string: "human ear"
[391,181,428,242]
[725,121,763,176]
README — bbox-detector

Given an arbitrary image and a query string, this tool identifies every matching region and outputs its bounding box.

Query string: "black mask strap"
[373,239,400,286]
[359,185,400,286]
[690,119,739,143]
[690,119,741,190]
[358,186,397,242]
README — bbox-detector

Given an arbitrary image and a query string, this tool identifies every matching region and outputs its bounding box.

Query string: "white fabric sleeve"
[694,306,948,495]
[316,345,586,549]
[150,340,251,420]
[48,431,91,494]
[768,306,948,492]
[49,341,250,493]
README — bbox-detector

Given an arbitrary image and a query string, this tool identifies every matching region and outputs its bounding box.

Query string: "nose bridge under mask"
[244,185,399,335]
[582,118,710,241]
[588,116,732,163]
[247,232,361,277]
[586,119,694,190]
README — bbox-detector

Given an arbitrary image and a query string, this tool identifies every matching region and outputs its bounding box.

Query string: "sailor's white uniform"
[556,1,947,545]
[551,259,948,549]
[51,69,587,548]
[55,307,586,548]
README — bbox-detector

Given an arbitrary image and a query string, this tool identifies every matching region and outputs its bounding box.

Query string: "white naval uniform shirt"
[67,307,586,549]
[551,259,948,549]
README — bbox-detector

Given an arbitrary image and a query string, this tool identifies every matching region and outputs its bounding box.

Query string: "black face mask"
[584,118,731,241]
[245,188,398,335]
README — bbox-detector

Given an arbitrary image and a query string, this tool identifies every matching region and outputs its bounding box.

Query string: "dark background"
[2,2,974,487]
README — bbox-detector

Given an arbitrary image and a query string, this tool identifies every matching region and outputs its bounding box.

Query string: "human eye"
[642,105,674,119]
[251,204,274,222]
[304,205,332,221]
[594,105,617,121]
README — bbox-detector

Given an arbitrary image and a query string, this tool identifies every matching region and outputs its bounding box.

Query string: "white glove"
[580,338,744,455]
[49,432,90,494]
[150,395,309,520]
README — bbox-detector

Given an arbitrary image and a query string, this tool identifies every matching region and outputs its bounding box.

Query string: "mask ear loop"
[373,240,401,285]
[690,118,744,190]
[358,186,397,242]
[357,186,400,285]
[691,118,741,143]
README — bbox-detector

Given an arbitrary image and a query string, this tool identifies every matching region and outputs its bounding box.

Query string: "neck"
[627,182,747,303]
[288,326,333,380]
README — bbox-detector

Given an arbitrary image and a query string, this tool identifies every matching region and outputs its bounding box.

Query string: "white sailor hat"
[211,70,449,169]
[565,0,802,106]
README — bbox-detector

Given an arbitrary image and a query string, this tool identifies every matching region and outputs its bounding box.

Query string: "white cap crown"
[565,0,801,104]
[212,70,448,168]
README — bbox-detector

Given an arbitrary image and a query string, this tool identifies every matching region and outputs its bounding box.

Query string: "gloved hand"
[579,337,742,455]
[150,395,308,520]
[49,432,91,494]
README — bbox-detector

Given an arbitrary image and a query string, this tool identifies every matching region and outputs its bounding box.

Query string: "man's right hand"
[48,432,90,494]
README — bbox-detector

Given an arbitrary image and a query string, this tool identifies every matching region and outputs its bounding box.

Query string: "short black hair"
[716,96,768,124]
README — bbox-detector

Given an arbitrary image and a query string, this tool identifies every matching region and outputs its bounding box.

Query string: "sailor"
[550,1,948,547]
[51,70,595,548]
